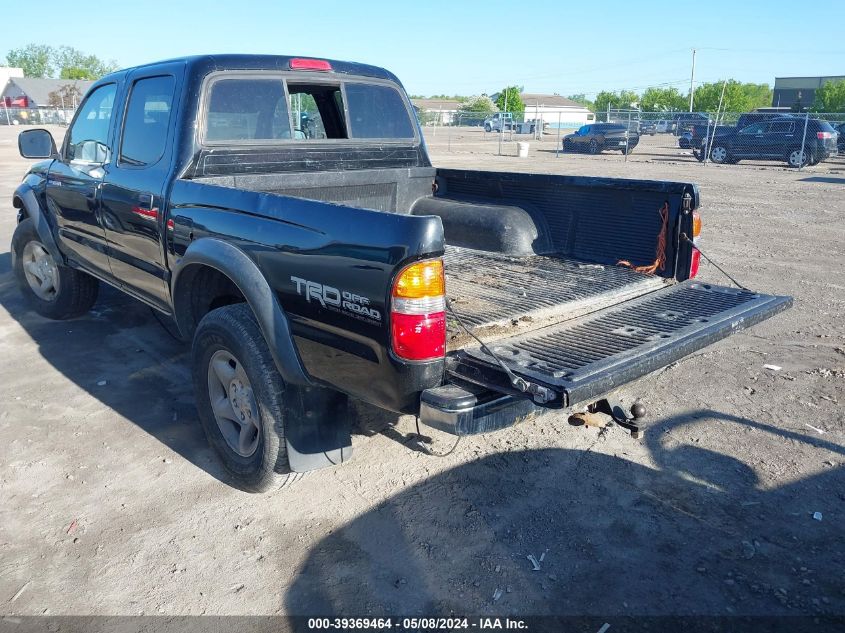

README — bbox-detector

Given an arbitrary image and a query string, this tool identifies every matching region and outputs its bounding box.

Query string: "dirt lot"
[0,125,843,622]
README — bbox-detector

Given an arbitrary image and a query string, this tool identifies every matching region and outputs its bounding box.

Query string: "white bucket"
[517,142,529,158]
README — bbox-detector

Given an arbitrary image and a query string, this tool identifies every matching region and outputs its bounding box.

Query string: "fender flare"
[171,238,352,472]
[13,182,62,264]
[171,237,312,387]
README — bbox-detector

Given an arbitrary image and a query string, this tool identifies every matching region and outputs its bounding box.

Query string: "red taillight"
[391,260,446,361]
[391,312,446,361]
[817,131,833,140]
[689,248,701,278]
[290,58,332,71]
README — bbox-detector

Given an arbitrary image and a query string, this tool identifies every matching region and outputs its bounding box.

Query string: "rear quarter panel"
[168,179,446,412]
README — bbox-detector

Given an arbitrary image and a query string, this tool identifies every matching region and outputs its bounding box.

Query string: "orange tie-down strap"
[617,201,670,275]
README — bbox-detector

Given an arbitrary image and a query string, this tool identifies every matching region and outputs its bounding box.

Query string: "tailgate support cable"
[446,299,556,405]
[680,233,749,291]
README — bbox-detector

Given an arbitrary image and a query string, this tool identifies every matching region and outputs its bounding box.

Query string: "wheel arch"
[171,238,311,388]
[174,238,353,473]
[12,183,61,265]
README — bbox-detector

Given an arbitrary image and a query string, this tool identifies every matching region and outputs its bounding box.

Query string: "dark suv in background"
[705,117,838,167]
[562,123,640,154]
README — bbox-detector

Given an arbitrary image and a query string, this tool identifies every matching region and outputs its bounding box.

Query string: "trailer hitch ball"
[630,401,646,419]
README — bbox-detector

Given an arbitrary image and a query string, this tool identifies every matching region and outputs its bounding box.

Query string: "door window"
[66,83,117,162]
[768,120,794,134]
[738,123,766,135]
[120,75,176,166]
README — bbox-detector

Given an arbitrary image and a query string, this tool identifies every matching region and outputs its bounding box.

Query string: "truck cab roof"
[100,54,401,85]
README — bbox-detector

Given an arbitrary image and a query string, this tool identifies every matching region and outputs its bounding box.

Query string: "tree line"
[4,43,118,80]
[415,79,845,116]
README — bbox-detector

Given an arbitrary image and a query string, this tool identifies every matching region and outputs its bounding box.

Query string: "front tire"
[589,139,600,154]
[484,124,492,133]
[12,218,99,319]
[192,303,298,493]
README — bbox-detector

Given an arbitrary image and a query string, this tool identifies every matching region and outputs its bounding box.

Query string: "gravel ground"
[0,125,843,620]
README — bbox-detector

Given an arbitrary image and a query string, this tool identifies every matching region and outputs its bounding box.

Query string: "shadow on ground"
[285,410,844,620]
[0,249,407,487]
[0,250,233,482]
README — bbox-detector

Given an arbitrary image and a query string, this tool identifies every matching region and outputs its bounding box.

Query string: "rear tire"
[12,218,99,320]
[787,148,809,168]
[192,302,299,493]
[589,139,600,154]
[710,145,730,164]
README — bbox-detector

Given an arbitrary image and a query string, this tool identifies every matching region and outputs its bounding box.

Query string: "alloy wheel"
[206,349,261,457]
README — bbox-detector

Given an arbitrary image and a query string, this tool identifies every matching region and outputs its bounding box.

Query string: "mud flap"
[452,281,792,409]
[284,384,352,472]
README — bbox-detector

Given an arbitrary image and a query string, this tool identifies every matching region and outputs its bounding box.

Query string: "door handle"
[137,193,154,209]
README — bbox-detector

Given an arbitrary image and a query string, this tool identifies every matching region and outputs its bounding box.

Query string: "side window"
[120,75,176,166]
[66,83,117,162]
[739,123,766,135]
[768,120,794,134]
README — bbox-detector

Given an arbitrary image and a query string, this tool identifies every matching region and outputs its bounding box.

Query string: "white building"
[410,98,462,125]
[0,66,24,93]
[519,93,595,129]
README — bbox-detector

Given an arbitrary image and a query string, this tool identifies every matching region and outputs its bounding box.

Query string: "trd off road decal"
[290,276,382,323]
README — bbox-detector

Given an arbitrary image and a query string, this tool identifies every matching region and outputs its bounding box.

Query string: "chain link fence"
[421,105,843,171]
[0,104,75,126]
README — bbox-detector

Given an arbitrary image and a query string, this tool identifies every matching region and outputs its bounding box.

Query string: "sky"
[3,0,845,98]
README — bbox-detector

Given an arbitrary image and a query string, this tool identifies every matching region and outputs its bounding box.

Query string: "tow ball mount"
[590,395,647,438]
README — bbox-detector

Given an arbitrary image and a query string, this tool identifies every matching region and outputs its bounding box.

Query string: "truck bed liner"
[444,246,665,348]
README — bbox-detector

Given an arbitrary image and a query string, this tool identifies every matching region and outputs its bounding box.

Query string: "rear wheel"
[710,145,730,164]
[192,302,299,493]
[787,148,809,168]
[589,139,600,154]
[12,218,99,319]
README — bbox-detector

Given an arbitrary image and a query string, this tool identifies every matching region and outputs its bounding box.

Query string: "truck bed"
[444,246,666,350]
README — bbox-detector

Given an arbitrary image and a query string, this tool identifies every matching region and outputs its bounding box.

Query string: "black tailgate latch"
[510,375,556,405]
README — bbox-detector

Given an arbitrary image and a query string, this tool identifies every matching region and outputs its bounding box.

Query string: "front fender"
[171,237,311,387]
[13,179,62,264]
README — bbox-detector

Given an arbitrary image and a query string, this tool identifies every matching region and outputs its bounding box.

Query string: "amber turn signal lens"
[393,260,445,299]
[692,211,702,238]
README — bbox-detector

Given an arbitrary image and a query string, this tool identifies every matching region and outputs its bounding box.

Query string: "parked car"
[11,54,790,493]
[562,123,640,154]
[705,117,838,167]
[639,121,657,135]
[678,131,695,149]
[483,112,513,133]
[674,112,711,135]
[835,122,845,153]
[655,119,676,134]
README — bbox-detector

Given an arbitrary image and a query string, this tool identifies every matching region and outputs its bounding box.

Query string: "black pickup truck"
[11,55,791,492]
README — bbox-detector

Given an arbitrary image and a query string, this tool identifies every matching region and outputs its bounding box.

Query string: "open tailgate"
[448,281,792,408]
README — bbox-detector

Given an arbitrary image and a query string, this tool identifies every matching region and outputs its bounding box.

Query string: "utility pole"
[688,48,697,112]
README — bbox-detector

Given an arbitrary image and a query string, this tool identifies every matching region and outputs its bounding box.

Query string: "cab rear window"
[202,75,416,144]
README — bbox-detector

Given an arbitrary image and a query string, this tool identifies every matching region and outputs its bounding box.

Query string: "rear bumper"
[420,382,552,436]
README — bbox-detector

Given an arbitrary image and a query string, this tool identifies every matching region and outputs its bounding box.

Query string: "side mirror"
[19,129,59,159]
